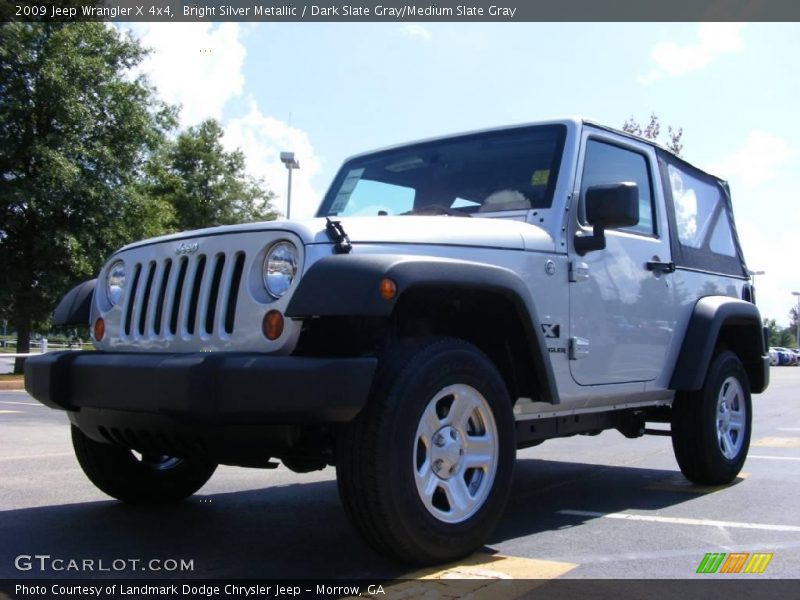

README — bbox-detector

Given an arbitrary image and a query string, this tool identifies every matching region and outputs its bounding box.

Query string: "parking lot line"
[557,510,800,532]
[0,452,72,462]
[0,400,41,406]
[751,437,800,448]
[748,455,800,461]
[0,410,22,414]
[368,553,576,599]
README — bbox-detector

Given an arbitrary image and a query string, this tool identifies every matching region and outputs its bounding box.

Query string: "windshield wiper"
[401,205,472,217]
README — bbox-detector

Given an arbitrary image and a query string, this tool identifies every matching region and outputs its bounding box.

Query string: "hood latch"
[325,218,352,254]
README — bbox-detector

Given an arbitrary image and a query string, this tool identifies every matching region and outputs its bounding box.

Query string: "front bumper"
[24,351,377,424]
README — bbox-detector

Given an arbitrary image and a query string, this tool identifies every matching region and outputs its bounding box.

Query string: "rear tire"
[337,338,515,565]
[671,350,751,485]
[72,426,217,504]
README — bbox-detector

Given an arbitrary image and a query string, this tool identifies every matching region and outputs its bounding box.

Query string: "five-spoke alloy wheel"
[337,338,515,565]
[413,384,499,524]
[716,375,747,460]
[672,350,752,485]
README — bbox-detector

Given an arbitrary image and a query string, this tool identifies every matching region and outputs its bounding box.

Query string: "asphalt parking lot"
[1,368,799,583]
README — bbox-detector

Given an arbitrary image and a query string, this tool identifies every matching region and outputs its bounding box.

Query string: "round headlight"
[106,260,126,306]
[263,242,298,298]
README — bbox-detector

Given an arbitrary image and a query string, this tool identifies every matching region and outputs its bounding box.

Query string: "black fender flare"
[670,296,768,393]
[286,254,559,404]
[53,279,96,326]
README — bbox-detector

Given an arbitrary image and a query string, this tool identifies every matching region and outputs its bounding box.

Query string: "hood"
[117,216,555,253]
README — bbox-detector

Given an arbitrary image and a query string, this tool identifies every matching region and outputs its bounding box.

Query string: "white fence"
[1,339,87,373]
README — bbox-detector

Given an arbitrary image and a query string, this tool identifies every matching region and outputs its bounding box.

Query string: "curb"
[0,379,24,391]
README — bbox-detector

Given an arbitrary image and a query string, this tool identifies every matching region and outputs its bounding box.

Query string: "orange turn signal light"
[379,278,397,300]
[93,317,105,342]
[262,310,284,341]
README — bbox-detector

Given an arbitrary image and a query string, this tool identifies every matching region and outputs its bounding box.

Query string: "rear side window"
[658,150,747,278]
[581,140,655,236]
[668,164,736,257]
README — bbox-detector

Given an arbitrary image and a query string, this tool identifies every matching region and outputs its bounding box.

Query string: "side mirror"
[574,182,639,255]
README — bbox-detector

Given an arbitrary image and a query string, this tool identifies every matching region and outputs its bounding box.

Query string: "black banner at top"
[3,0,800,22]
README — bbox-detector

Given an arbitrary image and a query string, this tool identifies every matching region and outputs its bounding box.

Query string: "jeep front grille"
[121,252,246,340]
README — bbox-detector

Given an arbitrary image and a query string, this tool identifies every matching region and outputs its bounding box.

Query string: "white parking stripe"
[557,510,800,532]
[749,455,800,461]
[0,452,72,462]
[0,400,40,406]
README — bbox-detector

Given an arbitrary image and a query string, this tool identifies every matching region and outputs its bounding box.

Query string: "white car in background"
[769,348,779,366]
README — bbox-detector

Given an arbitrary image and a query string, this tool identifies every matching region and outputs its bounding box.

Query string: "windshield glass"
[317,125,566,217]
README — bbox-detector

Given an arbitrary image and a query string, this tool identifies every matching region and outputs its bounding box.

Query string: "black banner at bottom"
[2,579,800,600]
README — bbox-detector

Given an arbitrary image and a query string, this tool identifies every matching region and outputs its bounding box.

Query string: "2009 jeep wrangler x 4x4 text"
[26,119,769,564]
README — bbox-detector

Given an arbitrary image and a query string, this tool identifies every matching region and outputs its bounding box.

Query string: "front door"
[568,132,676,386]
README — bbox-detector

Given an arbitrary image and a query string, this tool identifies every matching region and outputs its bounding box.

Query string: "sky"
[124,22,800,327]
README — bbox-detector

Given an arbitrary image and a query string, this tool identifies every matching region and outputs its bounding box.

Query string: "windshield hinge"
[325,218,352,254]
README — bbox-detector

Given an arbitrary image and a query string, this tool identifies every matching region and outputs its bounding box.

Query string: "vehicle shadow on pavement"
[493,458,721,543]
[1,459,720,579]
[0,478,404,580]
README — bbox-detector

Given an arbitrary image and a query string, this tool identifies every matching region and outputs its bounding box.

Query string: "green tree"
[787,306,799,348]
[0,23,175,372]
[622,113,684,156]
[778,328,796,348]
[764,318,780,347]
[146,119,278,231]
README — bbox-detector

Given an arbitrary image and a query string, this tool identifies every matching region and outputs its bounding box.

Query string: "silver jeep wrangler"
[25,118,769,565]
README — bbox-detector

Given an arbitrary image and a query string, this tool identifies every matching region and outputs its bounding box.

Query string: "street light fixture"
[793,291,800,347]
[748,269,765,288]
[280,151,300,220]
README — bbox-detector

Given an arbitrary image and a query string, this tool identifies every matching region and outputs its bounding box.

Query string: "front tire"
[337,338,515,565]
[72,426,217,504]
[671,350,751,485]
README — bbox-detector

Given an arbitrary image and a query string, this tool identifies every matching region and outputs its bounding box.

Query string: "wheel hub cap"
[430,426,464,480]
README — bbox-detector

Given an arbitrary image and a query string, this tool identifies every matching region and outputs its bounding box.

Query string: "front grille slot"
[138,262,156,336]
[119,247,246,341]
[224,252,245,334]
[153,259,172,336]
[205,254,226,335]
[123,264,142,336]
[169,257,189,335]
[186,254,206,335]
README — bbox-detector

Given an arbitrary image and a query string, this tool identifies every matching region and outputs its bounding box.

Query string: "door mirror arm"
[574,225,607,255]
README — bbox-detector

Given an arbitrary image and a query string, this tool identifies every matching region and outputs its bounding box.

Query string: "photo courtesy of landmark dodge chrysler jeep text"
[25,119,769,564]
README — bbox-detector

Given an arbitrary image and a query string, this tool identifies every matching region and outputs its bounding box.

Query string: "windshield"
[317,125,566,217]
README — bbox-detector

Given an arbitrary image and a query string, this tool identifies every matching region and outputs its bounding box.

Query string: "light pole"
[280,151,300,220]
[793,291,800,347]
[748,269,765,289]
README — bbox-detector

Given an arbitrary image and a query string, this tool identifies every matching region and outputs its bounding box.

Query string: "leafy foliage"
[0,23,175,366]
[622,113,684,156]
[145,119,278,231]
[765,318,797,348]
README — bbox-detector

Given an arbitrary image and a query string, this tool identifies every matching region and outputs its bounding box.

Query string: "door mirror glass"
[585,182,640,228]
[575,182,640,255]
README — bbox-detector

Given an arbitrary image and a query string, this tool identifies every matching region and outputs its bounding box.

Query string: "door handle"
[646,260,676,274]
